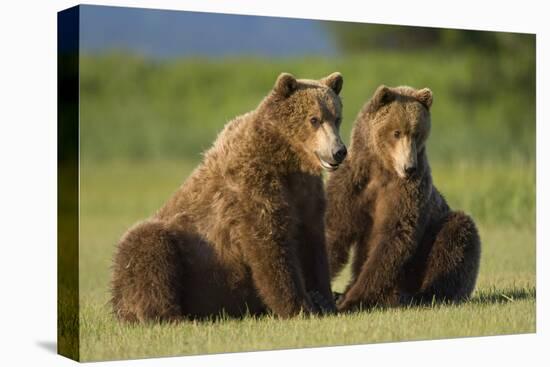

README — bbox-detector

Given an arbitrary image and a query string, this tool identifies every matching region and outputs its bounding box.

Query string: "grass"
[79,289,534,361]
[77,159,536,361]
[68,50,536,361]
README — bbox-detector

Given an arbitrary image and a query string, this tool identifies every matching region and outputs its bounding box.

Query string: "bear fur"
[111,72,347,322]
[325,85,481,311]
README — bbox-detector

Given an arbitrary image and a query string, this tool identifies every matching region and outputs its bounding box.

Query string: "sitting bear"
[111,72,347,322]
[325,85,481,311]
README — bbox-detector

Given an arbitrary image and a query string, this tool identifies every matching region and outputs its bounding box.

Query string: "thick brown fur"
[325,85,481,311]
[111,72,346,322]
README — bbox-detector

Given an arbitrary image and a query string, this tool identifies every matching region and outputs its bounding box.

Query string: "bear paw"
[308,290,337,315]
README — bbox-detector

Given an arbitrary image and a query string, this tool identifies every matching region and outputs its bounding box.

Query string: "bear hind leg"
[416,211,481,303]
[111,220,185,323]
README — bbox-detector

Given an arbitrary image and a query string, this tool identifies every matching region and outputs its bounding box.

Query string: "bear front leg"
[245,236,313,318]
[337,222,419,312]
[299,223,337,314]
[326,226,356,280]
[238,181,314,317]
[324,186,358,280]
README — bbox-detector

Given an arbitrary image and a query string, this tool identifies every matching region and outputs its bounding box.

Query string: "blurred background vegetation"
[79,22,535,228]
[80,23,535,163]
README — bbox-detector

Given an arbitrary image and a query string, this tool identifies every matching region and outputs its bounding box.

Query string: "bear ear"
[416,88,433,110]
[273,72,298,98]
[372,85,395,108]
[321,72,343,95]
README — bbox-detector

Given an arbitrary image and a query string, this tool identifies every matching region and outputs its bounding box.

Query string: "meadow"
[72,50,535,361]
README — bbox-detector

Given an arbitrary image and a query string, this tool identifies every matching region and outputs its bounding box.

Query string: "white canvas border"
[0,1,546,366]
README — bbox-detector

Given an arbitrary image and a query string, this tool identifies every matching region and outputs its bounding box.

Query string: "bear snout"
[332,145,348,164]
[404,164,417,177]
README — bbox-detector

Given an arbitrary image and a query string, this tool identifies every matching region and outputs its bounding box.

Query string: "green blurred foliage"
[327,22,535,55]
[78,45,535,230]
[80,45,535,165]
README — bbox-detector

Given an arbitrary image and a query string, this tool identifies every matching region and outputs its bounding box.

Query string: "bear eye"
[310,117,320,126]
[393,130,401,138]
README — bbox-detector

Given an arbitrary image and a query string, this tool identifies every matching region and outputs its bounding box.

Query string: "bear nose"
[333,146,347,163]
[405,165,417,176]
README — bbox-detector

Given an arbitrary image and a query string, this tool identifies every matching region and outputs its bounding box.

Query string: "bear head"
[360,85,433,179]
[261,72,347,173]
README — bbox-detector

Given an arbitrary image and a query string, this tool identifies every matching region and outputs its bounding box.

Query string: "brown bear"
[325,85,481,311]
[111,72,347,322]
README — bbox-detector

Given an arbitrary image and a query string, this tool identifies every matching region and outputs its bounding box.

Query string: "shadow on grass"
[344,286,538,314]
[95,287,537,329]
[337,286,536,314]
[469,287,536,305]
[401,286,537,310]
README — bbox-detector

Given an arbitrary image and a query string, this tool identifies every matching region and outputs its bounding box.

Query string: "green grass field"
[71,51,535,361]
[77,159,535,361]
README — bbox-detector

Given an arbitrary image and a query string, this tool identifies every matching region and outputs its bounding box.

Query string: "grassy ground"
[71,51,536,361]
[77,159,535,361]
